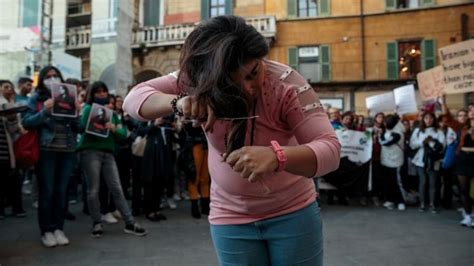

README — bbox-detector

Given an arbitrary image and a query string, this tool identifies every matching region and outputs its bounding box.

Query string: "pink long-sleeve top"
[123,60,340,225]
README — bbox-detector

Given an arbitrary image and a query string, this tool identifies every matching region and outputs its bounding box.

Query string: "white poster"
[365,92,396,116]
[335,129,373,164]
[438,39,474,94]
[394,84,418,115]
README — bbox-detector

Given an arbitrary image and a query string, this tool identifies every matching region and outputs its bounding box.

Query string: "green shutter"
[421,0,434,6]
[287,0,297,18]
[320,45,331,81]
[422,39,436,70]
[22,0,39,27]
[288,47,298,70]
[201,0,209,20]
[144,0,160,26]
[225,0,233,15]
[386,42,399,80]
[385,0,396,10]
[320,0,330,16]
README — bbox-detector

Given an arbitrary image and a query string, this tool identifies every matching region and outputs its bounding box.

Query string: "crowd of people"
[324,100,474,228]
[0,66,211,247]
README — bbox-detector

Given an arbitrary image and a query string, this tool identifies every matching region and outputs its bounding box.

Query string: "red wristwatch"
[270,140,287,172]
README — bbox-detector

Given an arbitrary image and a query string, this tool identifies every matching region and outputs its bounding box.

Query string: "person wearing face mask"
[22,66,82,247]
[77,81,146,238]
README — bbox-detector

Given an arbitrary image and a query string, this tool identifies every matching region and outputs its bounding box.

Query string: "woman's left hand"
[225,146,278,183]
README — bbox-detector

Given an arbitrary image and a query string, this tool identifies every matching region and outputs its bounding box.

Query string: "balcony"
[65,27,91,50]
[132,15,276,48]
[92,18,117,38]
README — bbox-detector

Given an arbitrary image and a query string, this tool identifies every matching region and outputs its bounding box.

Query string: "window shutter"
[422,39,436,70]
[320,0,330,16]
[201,0,209,20]
[287,0,297,18]
[320,45,331,81]
[386,42,399,80]
[385,0,396,10]
[144,0,160,26]
[225,0,233,15]
[22,0,39,27]
[288,47,298,71]
[421,0,434,6]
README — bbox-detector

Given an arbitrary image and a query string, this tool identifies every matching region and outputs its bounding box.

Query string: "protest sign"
[335,129,373,164]
[365,92,396,116]
[417,65,444,102]
[85,103,112,138]
[51,83,77,118]
[394,84,418,115]
[439,39,474,94]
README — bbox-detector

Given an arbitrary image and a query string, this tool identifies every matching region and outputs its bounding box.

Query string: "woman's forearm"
[282,145,318,177]
[138,92,176,120]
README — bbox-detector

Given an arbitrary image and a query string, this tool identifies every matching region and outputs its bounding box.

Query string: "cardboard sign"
[438,39,474,94]
[51,83,77,118]
[417,65,444,101]
[85,103,112,138]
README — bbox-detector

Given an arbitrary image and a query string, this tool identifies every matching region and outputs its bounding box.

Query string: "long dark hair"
[420,112,439,132]
[86,81,109,104]
[36,66,64,100]
[178,15,269,156]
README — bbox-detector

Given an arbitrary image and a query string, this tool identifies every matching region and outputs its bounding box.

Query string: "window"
[298,47,320,82]
[143,0,160,26]
[386,0,433,10]
[110,0,120,18]
[20,0,39,27]
[201,0,232,20]
[288,0,329,18]
[298,0,318,17]
[288,46,331,82]
[386,39,435,80]
[210,0,226,18]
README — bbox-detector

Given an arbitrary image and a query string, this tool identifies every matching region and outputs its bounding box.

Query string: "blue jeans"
[80,150,134,225]
[211,202,323,266]
[37,150,76,235]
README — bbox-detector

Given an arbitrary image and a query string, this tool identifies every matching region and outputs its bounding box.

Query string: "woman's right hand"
[176,95,216,132]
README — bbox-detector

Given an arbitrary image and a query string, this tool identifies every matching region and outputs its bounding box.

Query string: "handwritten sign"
[365,92,396,116]
[394,84,418,115]
[417,66,444,101]
[438,39,474,94]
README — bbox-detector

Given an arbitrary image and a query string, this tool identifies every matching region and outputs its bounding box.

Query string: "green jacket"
[76,104,126,153]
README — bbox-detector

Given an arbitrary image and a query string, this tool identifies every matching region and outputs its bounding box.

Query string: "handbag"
[14,130,39,169]
[14,101,42,169]
[131,136,147,157]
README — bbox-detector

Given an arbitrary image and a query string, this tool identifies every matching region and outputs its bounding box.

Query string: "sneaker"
[41,232,57,247]
[460,214,472,227]
[418,205,426,212]
[68,199,77,205]
[371,196,381,207]
[173,193,182,201]
[159,198,168,209]
[397,203,406,211]
[111,210,122,220]
[53,230,69,246]
[383,201,394,210]
[430,206,438,214]
[101,213,118,224]
[181,192,190,201]
[91,223,103,238]
[124,223,147,236]
[13,209,27,218]
[32,201,38,209]
[167,198,177,210]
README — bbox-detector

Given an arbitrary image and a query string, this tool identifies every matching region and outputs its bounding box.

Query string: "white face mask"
[45,77,61,84]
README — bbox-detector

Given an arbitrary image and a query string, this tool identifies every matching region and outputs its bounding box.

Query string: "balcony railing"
[92,17,117,38]
[65,27,91,50]
[132,15,276,48]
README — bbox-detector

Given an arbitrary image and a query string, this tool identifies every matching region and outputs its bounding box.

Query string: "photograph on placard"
[51,83,77,118]
[85,103,112,138]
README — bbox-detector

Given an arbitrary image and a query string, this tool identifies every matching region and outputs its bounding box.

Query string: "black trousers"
[381,165,405,205]
[0,162,23,213]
